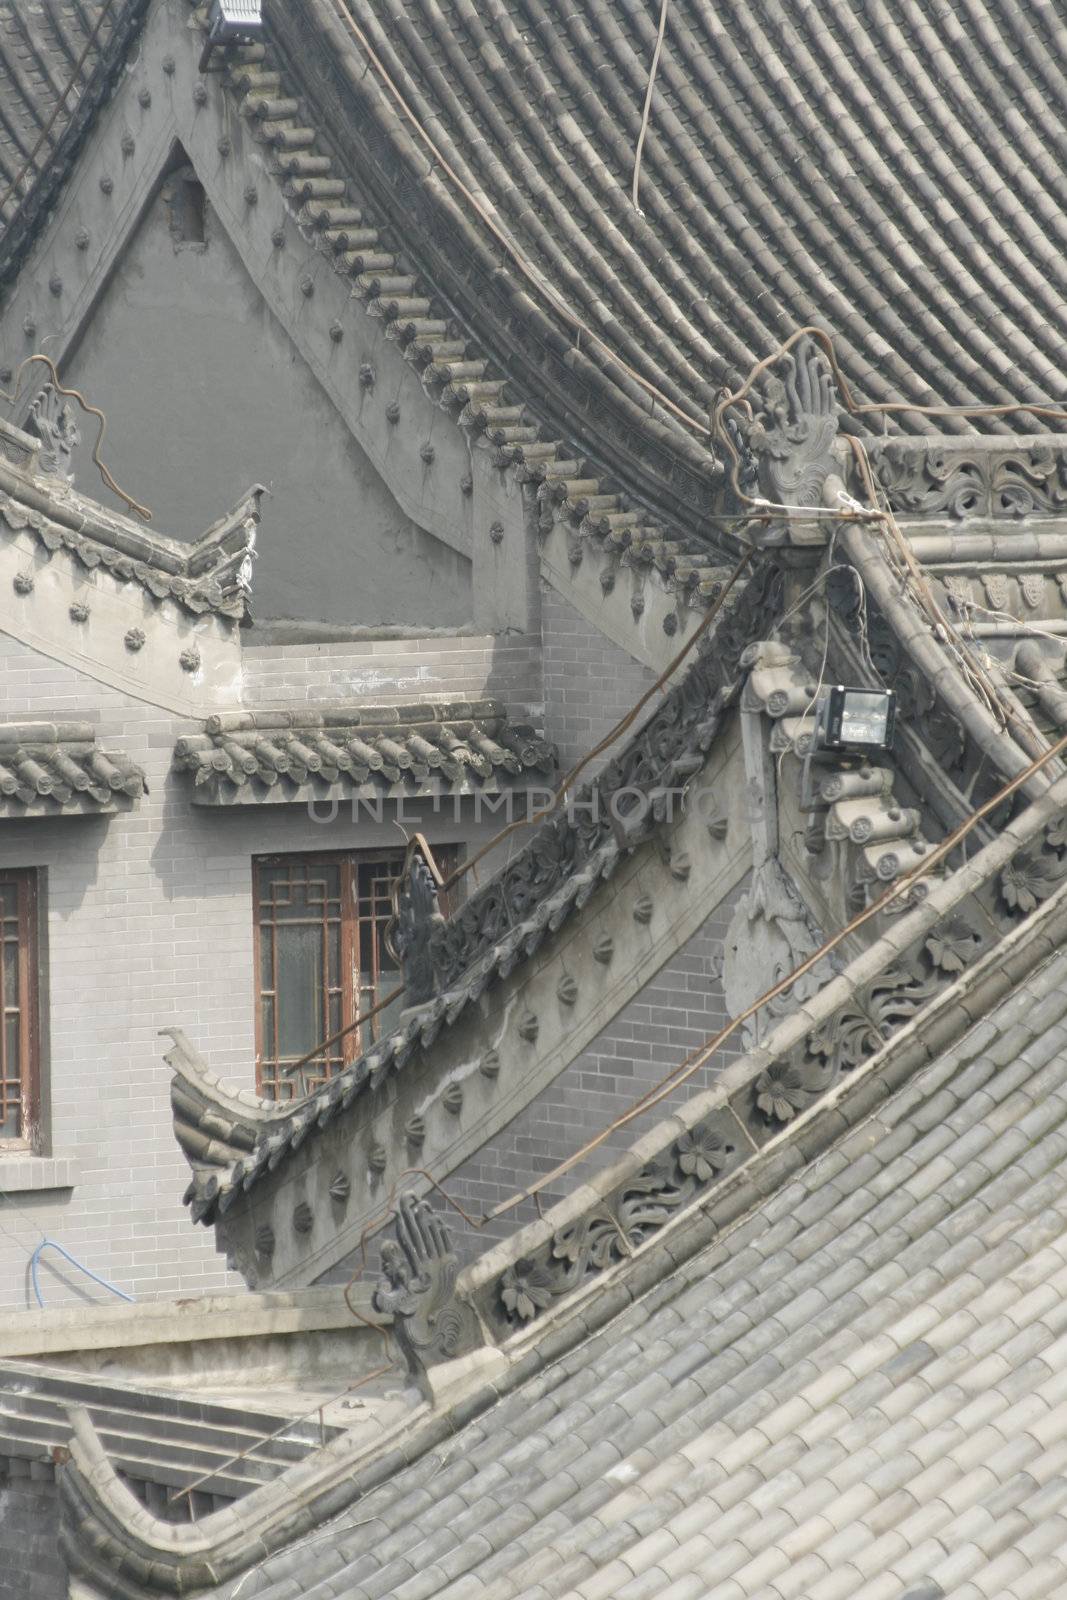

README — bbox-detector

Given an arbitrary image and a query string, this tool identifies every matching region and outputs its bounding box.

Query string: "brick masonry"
[439,587,747,1257]
[539,582,659,775]
[0,627,544,1311]
[0,1469,63,1600]
[318,583,748,1277]
[438,877,750,1262]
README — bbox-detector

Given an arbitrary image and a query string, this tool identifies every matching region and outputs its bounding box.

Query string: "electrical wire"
[330,0,714,440]
[1,353,153,520]
[485,712,1067,1219]
[631,0,670,212]
[290,541,757,1070]
[440,541,757,894]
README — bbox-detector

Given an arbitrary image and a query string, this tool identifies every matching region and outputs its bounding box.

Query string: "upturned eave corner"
[164,1024,282,1176]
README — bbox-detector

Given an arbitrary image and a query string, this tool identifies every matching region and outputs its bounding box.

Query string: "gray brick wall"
[540,582,658,775]
[438,876,750,1262]
[0,1469,63,1600]
[0,628,544,1312]
[242,632,543,718]
[415,587,737,1262]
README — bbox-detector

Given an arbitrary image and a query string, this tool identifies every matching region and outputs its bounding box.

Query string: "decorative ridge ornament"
[28,383,79,483]
[372,1193,481,1397]
[748,334,840,511]
[386,838,447,1006]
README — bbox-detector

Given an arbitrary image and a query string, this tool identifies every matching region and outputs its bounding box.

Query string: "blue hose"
[29,1239,135,1308]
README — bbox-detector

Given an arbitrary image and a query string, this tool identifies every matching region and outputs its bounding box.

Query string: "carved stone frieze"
[999,823,1067,915]
[869,440,1067,520]
[487,1112,744,1329]
[427,561,784,992]
[388,850,446,1006]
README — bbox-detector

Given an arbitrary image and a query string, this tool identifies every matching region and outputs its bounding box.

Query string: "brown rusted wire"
[631,0,671,211]
[166,1361,396,1507]
[440,542,757,893]
[284,982,405,1075]
[288,541,757,1070]
[331,0,714,440]
[1,354,153,520]
[711,325,1067,508]
[485,716,1067,1218]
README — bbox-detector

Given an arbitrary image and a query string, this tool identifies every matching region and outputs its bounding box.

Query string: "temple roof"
[267,0,1067,511]
[5,4,1067,528]
[213,932,1067,1600]
[63,852,1067,1598]
[172,698,556,805]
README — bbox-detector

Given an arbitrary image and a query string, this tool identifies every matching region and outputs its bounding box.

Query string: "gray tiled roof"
[0,721,144,815]
[0,2,148,284]
[273,0,1067,527]
[172,700,556,805]
[217,938,1067,1600]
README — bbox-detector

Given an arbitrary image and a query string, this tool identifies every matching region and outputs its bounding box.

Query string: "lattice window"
[252,850,457,1102]
[0,869,40,1145]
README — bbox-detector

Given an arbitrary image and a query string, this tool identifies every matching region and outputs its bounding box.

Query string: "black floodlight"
[207,0,263,40]
[813,686,896,755]
[201,1,263,70]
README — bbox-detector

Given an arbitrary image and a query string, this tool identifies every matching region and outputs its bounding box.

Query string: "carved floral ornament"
[1000,820,1067,915]
[493,1115,741,1326]
[484,885,1012,1331]
[870,439,1067,520]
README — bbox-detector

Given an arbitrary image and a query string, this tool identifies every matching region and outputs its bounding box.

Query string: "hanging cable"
[476,715,1067,1216]
[1,353,153,520]
[632,0,671,212]
[288,540,757,1071]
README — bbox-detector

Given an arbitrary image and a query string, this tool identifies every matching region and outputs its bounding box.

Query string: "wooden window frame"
[252,847,458,1102]
[0,867,41,1149]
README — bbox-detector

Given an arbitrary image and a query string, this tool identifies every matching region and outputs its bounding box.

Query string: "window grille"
[252,849,457,1101]
[0,869,40,1145]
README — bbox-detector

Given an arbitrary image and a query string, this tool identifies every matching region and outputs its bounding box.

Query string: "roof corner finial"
[748,334,841,510]
[28,382,79,484]
[372,1192,481,1398]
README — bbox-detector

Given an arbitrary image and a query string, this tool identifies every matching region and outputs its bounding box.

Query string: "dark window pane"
[1,937,15,1011]
[275,923,324,1059]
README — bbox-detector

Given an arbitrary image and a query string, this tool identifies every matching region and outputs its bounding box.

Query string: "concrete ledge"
[0,1284,383,1360]
[0,1155,80,1194]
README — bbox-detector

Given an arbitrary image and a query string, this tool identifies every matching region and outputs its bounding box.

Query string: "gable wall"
[60,179,472,627]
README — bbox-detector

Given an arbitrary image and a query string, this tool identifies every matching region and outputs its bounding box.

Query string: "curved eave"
[267,0,726,534]
[272,0,1067,498]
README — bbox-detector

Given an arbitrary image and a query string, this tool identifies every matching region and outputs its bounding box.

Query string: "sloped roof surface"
[224,936,1067,1600]
[298,0,1067,446]
[0,1,148,280]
